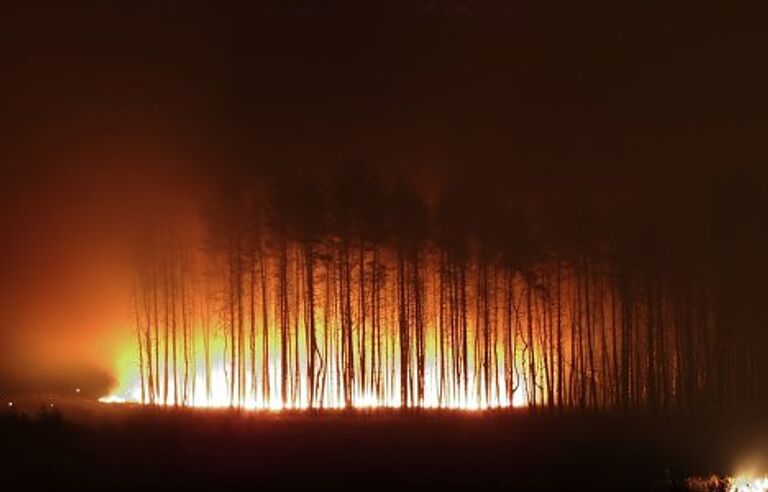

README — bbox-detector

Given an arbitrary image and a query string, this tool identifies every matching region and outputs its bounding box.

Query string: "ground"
[1,400,763,490]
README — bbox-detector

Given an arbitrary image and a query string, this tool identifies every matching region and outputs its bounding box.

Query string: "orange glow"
[102,226,682,412]
[105,310,532,410]
[102,246,557,411]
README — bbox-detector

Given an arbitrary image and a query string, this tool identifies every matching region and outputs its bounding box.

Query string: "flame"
[104,328,531,410]
[730,477,768,492]
[98,395,127,404]
[685,475,768,492]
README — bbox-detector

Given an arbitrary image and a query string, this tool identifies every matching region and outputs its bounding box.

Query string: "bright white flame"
[104,297,539,412]
[730,476,768,492]
[98,395,127,404]
[102,372,530,411]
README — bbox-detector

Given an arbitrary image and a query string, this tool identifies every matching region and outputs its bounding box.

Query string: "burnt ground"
[1,402,765,491]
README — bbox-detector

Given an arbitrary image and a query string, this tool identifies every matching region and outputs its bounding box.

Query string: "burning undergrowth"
[684,475,768,492]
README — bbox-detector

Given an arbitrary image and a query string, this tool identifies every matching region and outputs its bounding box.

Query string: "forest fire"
[4,2,767,490]
[103,242,543,410]
[99,175,725,413]
[103,354,529,411]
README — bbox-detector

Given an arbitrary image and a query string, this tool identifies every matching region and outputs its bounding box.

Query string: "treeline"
[123,165,760,412]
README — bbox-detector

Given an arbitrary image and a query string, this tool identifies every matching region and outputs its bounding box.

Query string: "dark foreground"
[1,401,765,491]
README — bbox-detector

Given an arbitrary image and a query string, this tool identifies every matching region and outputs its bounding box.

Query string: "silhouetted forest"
[121,163,768,413]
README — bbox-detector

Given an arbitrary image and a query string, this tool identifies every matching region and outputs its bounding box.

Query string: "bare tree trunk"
[259,244,271,405]
[304,243,317,408]
[398,247,409,408]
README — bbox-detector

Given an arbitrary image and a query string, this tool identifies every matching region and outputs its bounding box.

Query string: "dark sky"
[1,1,766,394]
[5,2,766,175]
